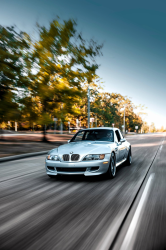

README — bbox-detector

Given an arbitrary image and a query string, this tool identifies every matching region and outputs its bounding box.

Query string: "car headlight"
[83,154,105,161]
[47,155,59,161]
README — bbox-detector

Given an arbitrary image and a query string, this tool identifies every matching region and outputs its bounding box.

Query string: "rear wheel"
[126,148,132,165]
[107,153,116,178]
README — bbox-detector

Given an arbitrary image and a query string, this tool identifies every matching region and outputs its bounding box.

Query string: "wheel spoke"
[111,157,115,174]
[108,155,116,178]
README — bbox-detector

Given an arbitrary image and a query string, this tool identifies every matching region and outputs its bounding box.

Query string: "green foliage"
[142,121,150,133]
[0,25,30,124]
[150,122,157,133]
[26,18,102,131]
[0,20,146,134]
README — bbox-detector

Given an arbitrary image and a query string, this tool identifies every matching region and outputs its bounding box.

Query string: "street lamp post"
[88,85,90,128]
[124,105,125,136]
[60,120,63,134]
[123,103,128,136]
[60,103,63,134]
[53,118,57,134]
[68,121,70,133]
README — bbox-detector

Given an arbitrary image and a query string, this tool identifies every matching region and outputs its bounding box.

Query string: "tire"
[126,147,132,165]
[107,152,116,178]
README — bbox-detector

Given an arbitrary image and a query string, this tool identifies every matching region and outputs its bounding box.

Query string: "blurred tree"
[159,126,165,132]
[73,77,103,128]
[28,18,102,141]
[150,122,157,133]
[0,22,146,138]
[90,92,119,127]
[104,93,143,132]
[0,25,30,137]
[70,83,143,132]
[141,121,150,133]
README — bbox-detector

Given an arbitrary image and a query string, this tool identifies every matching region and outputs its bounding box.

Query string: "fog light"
[47,166,55,171]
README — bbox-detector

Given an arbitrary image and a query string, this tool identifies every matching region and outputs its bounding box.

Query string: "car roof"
[80,127,118,131]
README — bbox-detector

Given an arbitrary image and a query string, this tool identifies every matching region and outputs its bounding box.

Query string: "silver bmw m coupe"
[45,127,131,179]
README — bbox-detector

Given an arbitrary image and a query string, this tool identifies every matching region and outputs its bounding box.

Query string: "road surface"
[0,133,165,250]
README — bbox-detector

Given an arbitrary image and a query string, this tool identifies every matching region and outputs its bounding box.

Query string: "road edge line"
[0,151,48,163]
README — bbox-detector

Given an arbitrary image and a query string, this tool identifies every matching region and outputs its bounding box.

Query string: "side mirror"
[68,140,71,143]
[120,138,126,143]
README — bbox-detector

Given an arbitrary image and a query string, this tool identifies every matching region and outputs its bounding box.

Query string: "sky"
[1,0,166,128]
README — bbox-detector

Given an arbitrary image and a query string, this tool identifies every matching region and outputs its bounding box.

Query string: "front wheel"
[107,153,116,178]
[126,148,132,165]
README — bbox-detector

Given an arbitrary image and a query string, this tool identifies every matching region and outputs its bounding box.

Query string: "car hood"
[51,141,114,156]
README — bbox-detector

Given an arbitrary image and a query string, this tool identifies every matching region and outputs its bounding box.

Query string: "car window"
[71,129,114,142]
[73,131,85,141]
[84,129,114,142]
[115,130,121,142]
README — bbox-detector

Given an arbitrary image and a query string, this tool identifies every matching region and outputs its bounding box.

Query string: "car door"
[115,130,125,162]
[114,131,121,163]
[118,130,127,160]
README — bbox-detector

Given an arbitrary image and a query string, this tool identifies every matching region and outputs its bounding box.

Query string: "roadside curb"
[0,151,48,163]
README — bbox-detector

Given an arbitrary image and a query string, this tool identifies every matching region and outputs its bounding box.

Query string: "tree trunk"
[0,128,5,141]
[42,124,48,142]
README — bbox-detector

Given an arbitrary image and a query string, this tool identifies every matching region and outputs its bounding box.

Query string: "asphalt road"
[0,133,165,250]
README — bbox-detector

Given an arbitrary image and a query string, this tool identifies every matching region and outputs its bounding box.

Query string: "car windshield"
[72,129,114,142]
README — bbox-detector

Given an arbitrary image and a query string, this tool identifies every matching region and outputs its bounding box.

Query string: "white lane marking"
[159,138,165,151]
[120,173,155,250]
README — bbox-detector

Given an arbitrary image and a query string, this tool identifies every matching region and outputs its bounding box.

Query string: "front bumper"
[45,154,110,176]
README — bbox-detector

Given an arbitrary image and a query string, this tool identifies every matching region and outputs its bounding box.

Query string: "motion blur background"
[0,0,166,153]
[1,2,166,250]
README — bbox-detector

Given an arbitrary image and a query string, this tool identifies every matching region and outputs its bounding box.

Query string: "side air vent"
[47,166,55,171]
[56,167,86,172]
